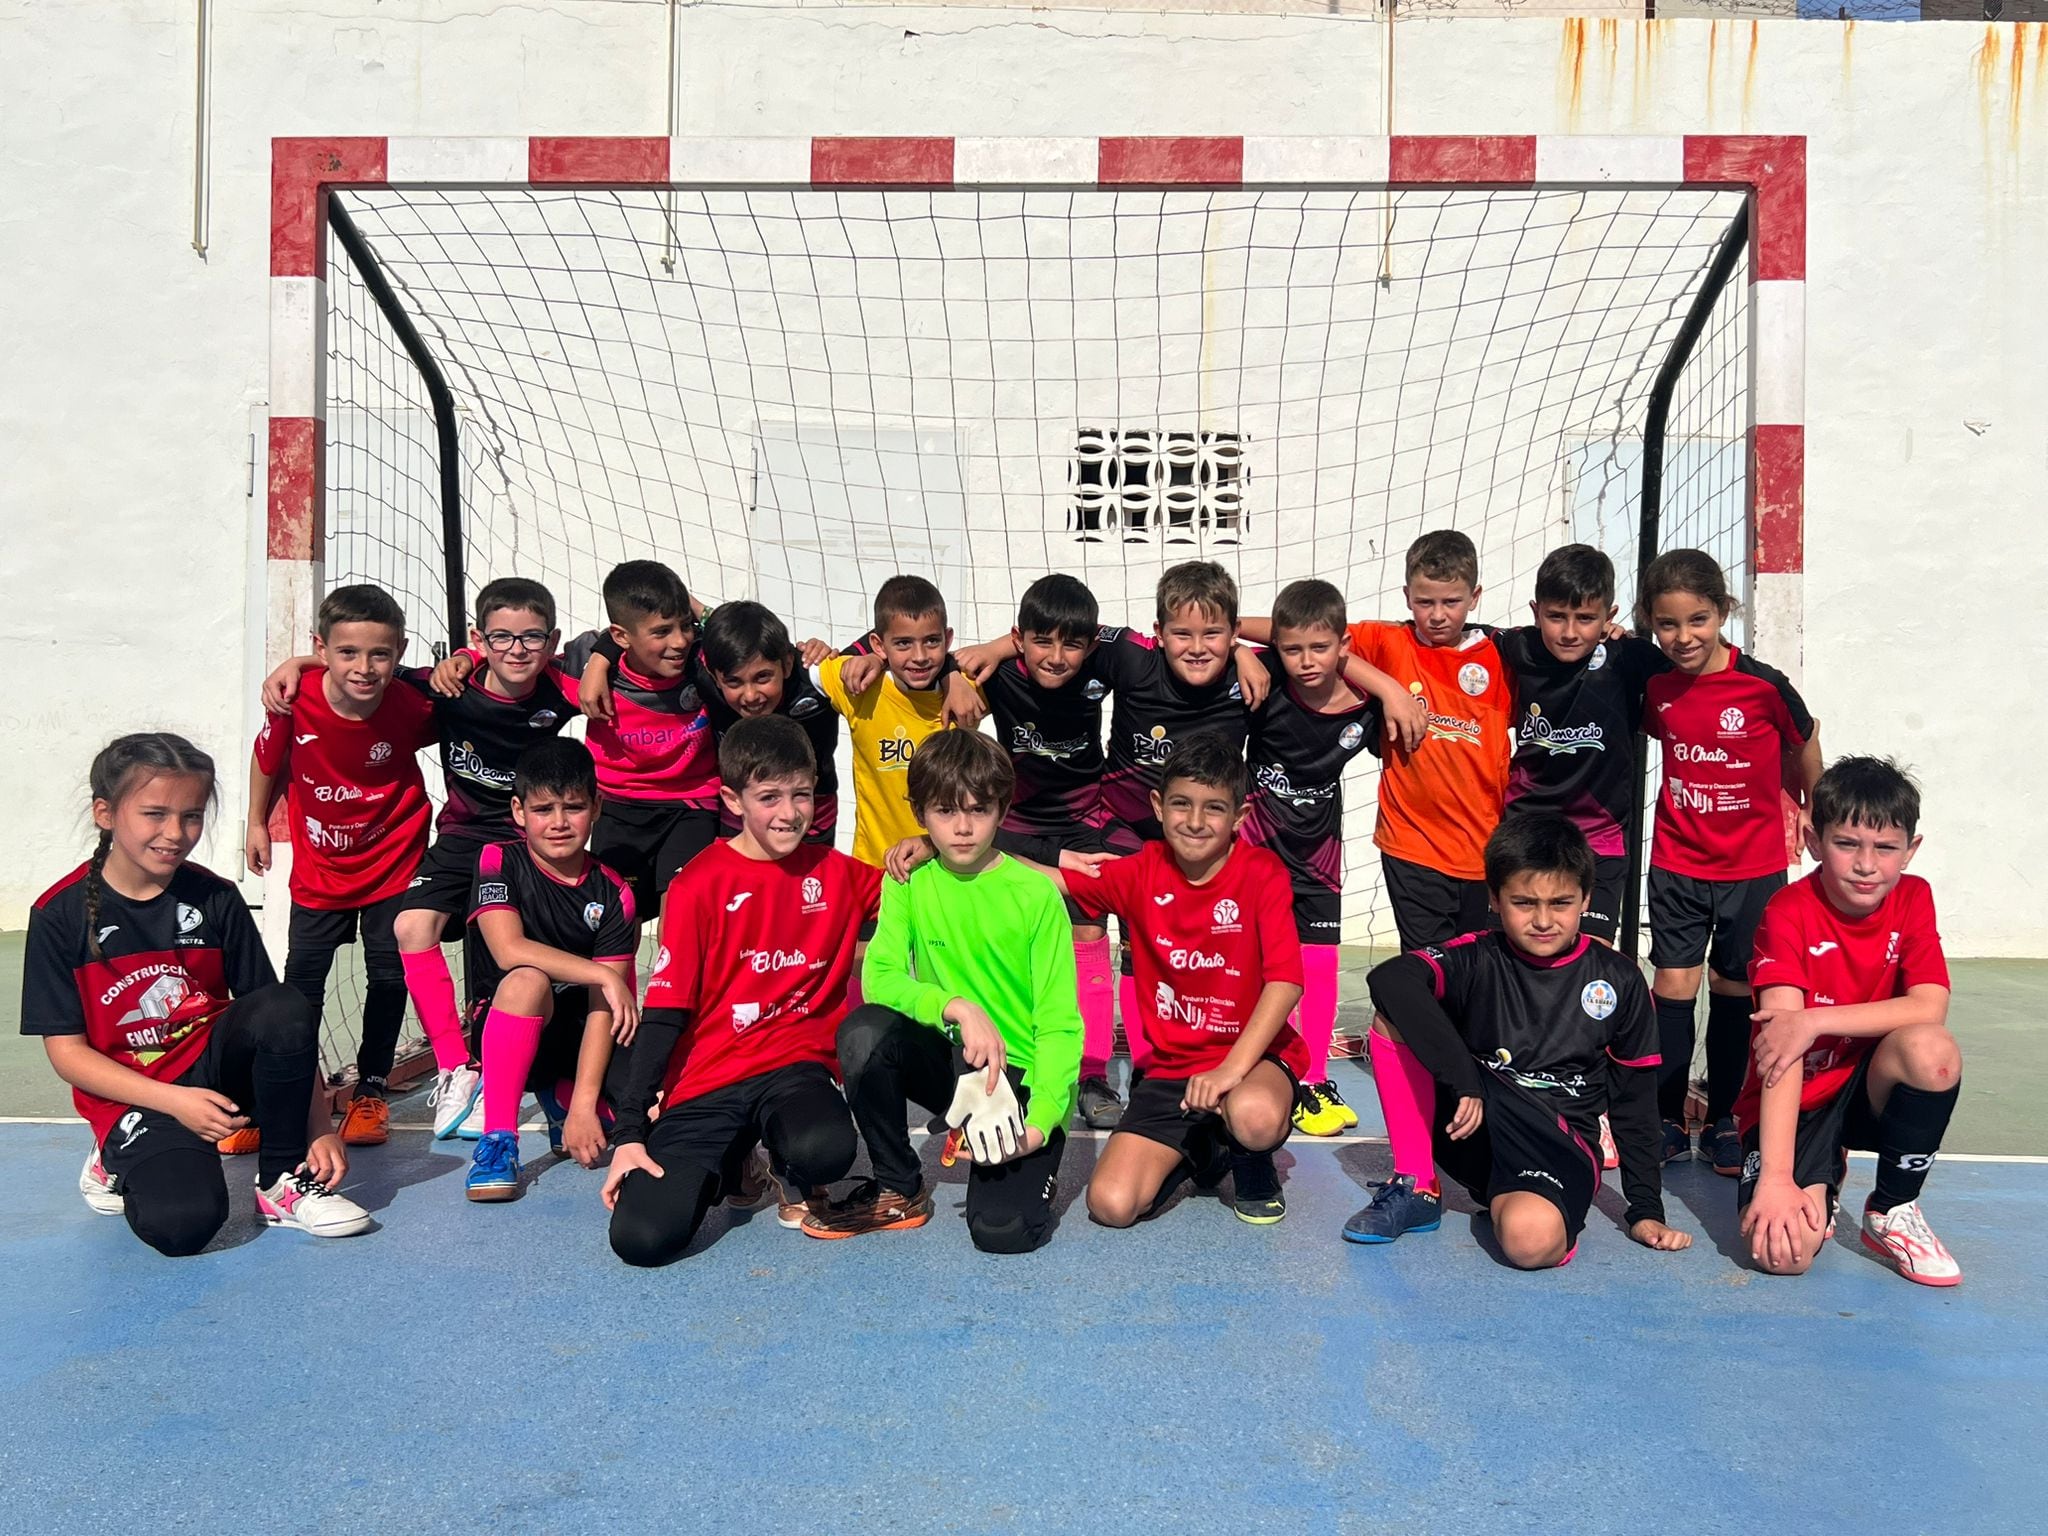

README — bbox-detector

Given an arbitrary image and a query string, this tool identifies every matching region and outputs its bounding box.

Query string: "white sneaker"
[1597,1114,1620,1170]
[453,1091,488,1141]
[429,1065,482,1140]
[79,1148,123,1216]
[254,1170,372,1238]
[1860,1200,1961,1287]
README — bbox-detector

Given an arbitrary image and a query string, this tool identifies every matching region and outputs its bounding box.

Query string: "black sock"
[1654,996,1696,1123]
[252,1038,318,1187]
[358,1076,388,1101]
[1869,1081,1960,1211]
[1704,990,1753,1124]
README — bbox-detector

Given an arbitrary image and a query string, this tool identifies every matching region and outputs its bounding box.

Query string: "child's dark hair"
[514,738,599,803]
[701,601,797,677]
[1532,544,1615,610]
[1405,529,1479,588]
[1634,548,1735,633]
[318,583,406,639]
[1272,578,1347,639]
[1016,574,1099,643]
[1155,561,1238,627]
[1159,732,1249,806]
[86,733,217,960]
[873,575,947,636]
[907,730,1015,819]
[603,560,691,627]
[1811,756,1922,841]
[475,576,557,632]
[720,714,817,791]
[1483,812,1596,897]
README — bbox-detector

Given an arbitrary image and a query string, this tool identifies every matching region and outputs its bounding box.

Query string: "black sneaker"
[1661,1118,1693,1165]
[1076,1074,1124,1130]
[1229,1149,1286,1225]
[1704,1116,1744,1177]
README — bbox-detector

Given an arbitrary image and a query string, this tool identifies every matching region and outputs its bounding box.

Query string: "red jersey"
[1734,872,1949,1130]
[1645,648,1814,880]
[1069,840,1307,1078]
[253,668,437,908]
[642,841,882,1103]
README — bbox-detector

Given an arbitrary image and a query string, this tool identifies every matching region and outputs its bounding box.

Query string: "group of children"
[22,532,1965,1286]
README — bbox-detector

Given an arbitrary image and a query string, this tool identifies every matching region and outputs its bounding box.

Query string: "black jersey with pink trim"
[463,840,639,1008]
[1097,627,1251,829]
[983,649,1115,834]
[405,669,574,837]
[1241,648,1380,902]
[700,663,843,842]
[21,862,275,1143]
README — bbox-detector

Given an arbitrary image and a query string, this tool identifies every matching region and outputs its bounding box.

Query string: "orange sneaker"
[217,1127,261,1157]
[800,1179,933,1240]
[339,1094,390,1147]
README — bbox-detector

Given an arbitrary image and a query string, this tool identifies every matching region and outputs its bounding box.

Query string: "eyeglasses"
[482,629,552,653]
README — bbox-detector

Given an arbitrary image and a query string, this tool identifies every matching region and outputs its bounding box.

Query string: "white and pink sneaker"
[1861,1200,1961,1287]
[255,1170,372,1238]
[79,1148,123,1216]
[1597,1114,1620,1171]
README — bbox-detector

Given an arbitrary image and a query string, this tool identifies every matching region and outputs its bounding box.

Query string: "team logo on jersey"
[1808,941,1839,957]
[1153,893,1173,906]
[878,735,916,769]
[1587,644,1608,672]
[1458,662,1490,696]
[1131,725,1175,766]
[1580,979,1618,1020]
[368,741,393,763]
[1083,679,1108,702]
[114,1110,147,1152]
[174,903,204,942]
[1227,681,1243,703]
[800,876,826,911]
[1212,898,1240,927]
[1742,1150,1761,1181]
[789,696,820,719]
[1520,704,1604,756]
[448,740,515,789]
[1339,721,1366,752]
[529,710,560,729]
[295,733,319,746]
[477,882,510,906]
[653,945,671,976]
[1718,707,1746,732]
[725,892,753,912]
[96,925,119,945]
[582,901,605,932]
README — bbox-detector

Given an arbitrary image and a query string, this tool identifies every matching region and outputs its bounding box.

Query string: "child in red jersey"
[1738,757,1962,1286]
[1638,550,1821,1176]
[602,716,879,1266]
[246,583,437,1147]
[23,734,369,1254]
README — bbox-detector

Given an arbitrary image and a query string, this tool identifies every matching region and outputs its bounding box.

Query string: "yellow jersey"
[816,655,962,866]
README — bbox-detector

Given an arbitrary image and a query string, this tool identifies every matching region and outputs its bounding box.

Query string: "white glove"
[945,1070,1026,1165]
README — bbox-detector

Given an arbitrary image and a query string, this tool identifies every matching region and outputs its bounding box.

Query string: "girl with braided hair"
[21,733,370,1254]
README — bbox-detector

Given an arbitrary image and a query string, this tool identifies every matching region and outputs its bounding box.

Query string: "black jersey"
[22,861,274,1141]
[1241,648,1380,900]
[982,650,1114,833]
[1493,629,1669,858]
[1097,627,1251,829]
[464,839,639,1008]
[403,669,573,838]
[696,664,842,842]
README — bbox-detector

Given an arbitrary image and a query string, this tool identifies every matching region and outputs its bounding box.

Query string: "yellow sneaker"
[1314,1078,1360,1130]
[1292,1080,1349,1138]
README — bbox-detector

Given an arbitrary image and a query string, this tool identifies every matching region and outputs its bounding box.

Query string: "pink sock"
[1118,973,1152,1071]
[1294,944,1340,1083]
[480,1008,544,1135]
[1368,1030,1438,1192]
[400,947,468,1071]
[1075,937,1114,1078]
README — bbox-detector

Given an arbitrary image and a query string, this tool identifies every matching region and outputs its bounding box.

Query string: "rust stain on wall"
[1561,18,1587,128]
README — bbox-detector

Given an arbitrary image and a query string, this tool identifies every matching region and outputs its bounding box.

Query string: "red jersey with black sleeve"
[1645,648,1814,880]
[21,862,276,1144]
[983,648,1116,836]
[1096,628,1252,831]
[1067,840,1308,1078]
[1241,648,1380,905]
[639,841,883,1103]
[253,667,438,908]
[1735,873,1949,1129]
[462,841,638,1009]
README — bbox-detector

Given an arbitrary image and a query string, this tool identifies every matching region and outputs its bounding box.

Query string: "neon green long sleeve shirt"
[860,855,1083,1138]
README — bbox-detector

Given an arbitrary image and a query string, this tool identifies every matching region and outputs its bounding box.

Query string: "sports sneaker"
[1316,1078,1360,1130]
[1292,1081,1348,1138]
[1861,1200,1962,1287]
[216,1126,261,1157]
[777,1183,827,1230]
[429,1065,482,1141]
[255,1169,372,1237]
[800,1179,934,1240]
[452,1091,487,1141]
[79,1148,123,1216]
[533,1080,617,1157]
[339,1093,390,1147]
[725,1147,776,1212]
[1661,1119,1693,1165]
[1076,1075,1124,1130]
[1230,1150,1286,1225]
[1703,1116,1744,1177]
[1341,1174,1443,1245]
[465,1130,522,1202]
[1597,1113,1620,1170]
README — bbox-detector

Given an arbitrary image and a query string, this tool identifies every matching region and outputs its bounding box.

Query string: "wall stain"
[1744,21,1759,132]
[1561,18,1587,129]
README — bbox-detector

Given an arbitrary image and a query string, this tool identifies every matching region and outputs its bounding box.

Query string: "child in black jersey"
[1344,813,1691,1267]
[23,733,369,1254]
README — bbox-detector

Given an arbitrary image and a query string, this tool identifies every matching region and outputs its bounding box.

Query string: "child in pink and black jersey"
[1637,549,1820,1175]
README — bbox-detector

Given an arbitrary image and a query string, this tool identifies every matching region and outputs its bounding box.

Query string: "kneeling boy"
[1346,813,1690,1266]
[808,730,1082,1253]
[1738,756,1962,1286]
[604,716,877,1266]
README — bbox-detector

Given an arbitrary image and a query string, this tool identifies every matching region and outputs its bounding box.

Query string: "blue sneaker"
[1342,1174,1442,1244]
[1704,1116,1744,1178]
[533,1084,569,1157]
[1661,1119,1693,1165]
[466,1131,522,1203]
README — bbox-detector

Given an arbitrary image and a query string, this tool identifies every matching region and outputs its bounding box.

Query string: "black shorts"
[1580,855,1627,946]
[1380,853,1491,952]
[1003,821,1117,924]
[1287,880,1341,947]
[593,798,721,917]
[287,895,403,967]
[1431,1075,1601,1249]
[1648,868,1785,976]
[1116,1056,1300,1163]
[399,829,496,918]
[1736,1052,1879,1222]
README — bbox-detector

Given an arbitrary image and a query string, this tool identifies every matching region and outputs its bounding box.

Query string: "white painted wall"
[4,2,2044,953]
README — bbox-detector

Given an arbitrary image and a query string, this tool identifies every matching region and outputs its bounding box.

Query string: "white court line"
[3,1116,2047,1164]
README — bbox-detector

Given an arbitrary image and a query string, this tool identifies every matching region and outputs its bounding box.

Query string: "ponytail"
[84,828,114,962]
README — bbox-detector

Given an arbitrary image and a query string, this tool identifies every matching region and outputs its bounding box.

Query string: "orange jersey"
[1347,621,1513,880]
